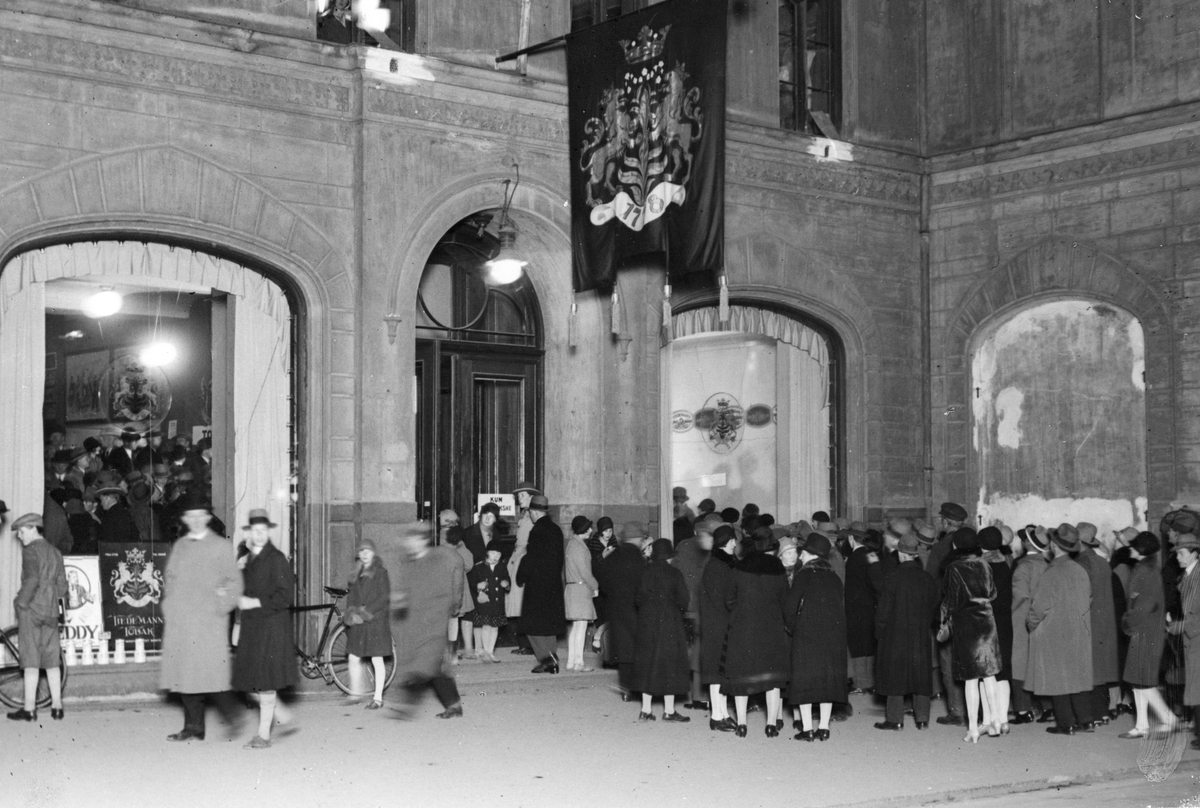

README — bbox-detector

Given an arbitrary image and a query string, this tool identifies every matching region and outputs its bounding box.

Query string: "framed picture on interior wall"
[65,349,110,422]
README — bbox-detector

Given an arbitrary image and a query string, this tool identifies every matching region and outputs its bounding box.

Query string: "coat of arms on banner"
[579,24,704,233]
[109,547,164,608]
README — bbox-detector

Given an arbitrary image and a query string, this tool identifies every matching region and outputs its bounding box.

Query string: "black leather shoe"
[915,721,929,730]
[6,709,36,722]
[709,718,736,732]
[51,708,64,721]
[1045,725,1075,735]
[936,714,965,726]
[793,719,802,731]
[662,712,690,723]
[682,701,710,711]
[735,724,748,738]
[1036,710,1056,723]
[638,711,656,722]
[873,721,903,731]
[1075,721,1095,732]
[436,704,463,719]
[1010,711,1035,725]
[815,728,831,741]
[765,724,780,738]
[166,728,205,741]
[794,729,815,742]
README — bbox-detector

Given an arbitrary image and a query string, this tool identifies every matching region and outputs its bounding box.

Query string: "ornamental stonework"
[727,154,920,208]
[367,92,568,144]
[933,134,1200,206]
[0,28,350,113]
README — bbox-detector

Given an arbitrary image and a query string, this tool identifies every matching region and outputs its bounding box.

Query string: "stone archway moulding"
[940,236,1177,512]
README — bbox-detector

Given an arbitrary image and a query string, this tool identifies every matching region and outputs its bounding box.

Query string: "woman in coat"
[1027,527,1095,735]
[784,533,846,741]
[1120,532,1173,737]
[468,539,510,663]
[564,516,600,672]
[940,529,1001,742]
[594,524,647,698]
[721,527,790,738]
[443,521,478,661]
[699,525,739,731]
[232,510,298,749]
[631,539,691,721]
[344,538,393,708]
[979,527,1014,733]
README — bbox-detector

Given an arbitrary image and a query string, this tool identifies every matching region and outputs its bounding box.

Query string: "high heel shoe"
[964,730,980,743]
[986,721,1000,738]
[999,723,1010,735]
[735,724,748,738]
[765,724,779,738]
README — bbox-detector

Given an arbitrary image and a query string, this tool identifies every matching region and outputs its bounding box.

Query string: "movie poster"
[62,556,105,644]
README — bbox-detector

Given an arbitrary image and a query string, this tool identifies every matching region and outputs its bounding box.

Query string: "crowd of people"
[40,421,216,553]
[7,461,1197,752]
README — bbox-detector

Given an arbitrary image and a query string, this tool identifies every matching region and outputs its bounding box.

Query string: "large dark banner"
[568,0,727,292]
[99,543,168,646]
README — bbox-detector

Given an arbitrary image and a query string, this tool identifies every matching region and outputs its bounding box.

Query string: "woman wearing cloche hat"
[343,537,394,708]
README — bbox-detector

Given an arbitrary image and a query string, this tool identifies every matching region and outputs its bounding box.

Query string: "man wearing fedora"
[94,471,138,544]
[1010,526,1052,724]
[1074,521,1119,724]
[106,430,141,477]
[7,512,68,722]
[506,481,541,656]
[928,501,970,726]
[45,449,74,493]
[1027,524,1095,735]
[516,494,566,673]
[843,521,880,694]
[160,493,245,741]
[1168,531,1200,748]
[872,533,939,730]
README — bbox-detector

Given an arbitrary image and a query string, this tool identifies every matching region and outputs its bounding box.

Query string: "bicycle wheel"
[0,628,67,710]
[325,624,397,696]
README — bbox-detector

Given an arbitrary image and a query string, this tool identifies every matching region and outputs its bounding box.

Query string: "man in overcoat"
[872,533,939,730]
[8,512,68,722]
[506,481,540,655]
[929,502,969,726]
[390,522,464,719]
[1010,526,1051,723]
[843,521,880,693]
[1167,533,1200,748]
[673,517,713,709]
[1074,521,1119,724]
[160,496,243,741]
[1027,525,1094,735]
[516,494,566,673]
[595,521,647,699]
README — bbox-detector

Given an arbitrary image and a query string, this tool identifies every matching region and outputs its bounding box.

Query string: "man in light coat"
[160,496,243,741]
[1027,524,1094,735]
[506,481,540,655]
[1010,526,1051,723]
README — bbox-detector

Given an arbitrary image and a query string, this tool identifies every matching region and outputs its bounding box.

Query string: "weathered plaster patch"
[994,387,1024,449]
[1129,317,1146,391]
[976,491,1148,544]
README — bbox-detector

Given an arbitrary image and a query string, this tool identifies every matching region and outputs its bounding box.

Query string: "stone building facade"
[0,0,1196,597]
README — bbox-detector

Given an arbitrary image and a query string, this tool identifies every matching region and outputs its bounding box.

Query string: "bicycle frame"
[292,599,342,685]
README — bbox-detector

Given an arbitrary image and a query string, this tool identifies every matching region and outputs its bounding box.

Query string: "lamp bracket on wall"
[384,314,404,345]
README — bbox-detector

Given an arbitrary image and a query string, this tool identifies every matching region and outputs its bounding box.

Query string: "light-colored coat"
[1010,552,1047,683]
[1026,553,1092,696]
[1173,563,1200,705]
[563,535,598,621]
[392,546,463,681]
[505,510,534,617]
[160,531,243,694]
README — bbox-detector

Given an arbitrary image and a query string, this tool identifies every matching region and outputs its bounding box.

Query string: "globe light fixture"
[82,288,122,318]
[139,342,177,367]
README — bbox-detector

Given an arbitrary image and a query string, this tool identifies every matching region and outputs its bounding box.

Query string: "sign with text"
[99,543,167,646]
[477,493,517,519]
[62,556,105,643]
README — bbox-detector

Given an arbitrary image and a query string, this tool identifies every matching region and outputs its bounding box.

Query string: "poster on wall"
[65,349,110,422]
[99,543,168,646]
[61,556,105,644]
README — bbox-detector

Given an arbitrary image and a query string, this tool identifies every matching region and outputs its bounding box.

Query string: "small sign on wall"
[192,426,212,444]
[699,473,727,488]
[477,493,516,519]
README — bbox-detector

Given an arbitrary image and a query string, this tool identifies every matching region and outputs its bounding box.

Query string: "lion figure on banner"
[580,86,631,207]
[110,548,165,608]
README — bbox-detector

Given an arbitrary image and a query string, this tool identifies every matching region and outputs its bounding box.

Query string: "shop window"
[779,0,840,137]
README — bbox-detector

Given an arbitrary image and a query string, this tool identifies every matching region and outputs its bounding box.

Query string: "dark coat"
[233,542,298,692]
[720,550,790,695]
[631,561,690,695]
[1121,556,1165,688]
[516,515,566,637]
[392,546,462,681]
[784,558,847,705]
[468,560,510,620]
[671,537,709,618]
[460,522,490,565]
[874,559,938,697]
[1076,549,1120,685]
[1026,553,1093,695]
[843,545,879,657]
[344,557,393,658]
[941,554,1001,680]
[986,554,1014,680]
[698,548,736,685]
[594,543,645,664]
[97,500,138,544]
[67,513,99,555]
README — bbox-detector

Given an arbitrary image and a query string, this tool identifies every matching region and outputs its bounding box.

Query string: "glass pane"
[474,378,524,498]
[780,87,797,130]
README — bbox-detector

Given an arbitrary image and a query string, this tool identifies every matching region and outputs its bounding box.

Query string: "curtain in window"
[671,305,831,520]
[0,283,46,630]
[0,241,293,563]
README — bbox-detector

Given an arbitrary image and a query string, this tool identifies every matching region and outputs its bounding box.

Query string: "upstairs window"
[571,0,643,30]
[317,0,416,51]
[779,0,840,137]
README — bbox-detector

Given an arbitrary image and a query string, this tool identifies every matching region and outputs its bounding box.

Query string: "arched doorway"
[414,211,543,526]
[971,298,1148,538]
[0,240,299,626]
[665,303,842,523]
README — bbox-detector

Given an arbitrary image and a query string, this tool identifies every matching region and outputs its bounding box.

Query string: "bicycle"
[293,585,396,696]
[0,625,68,709]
